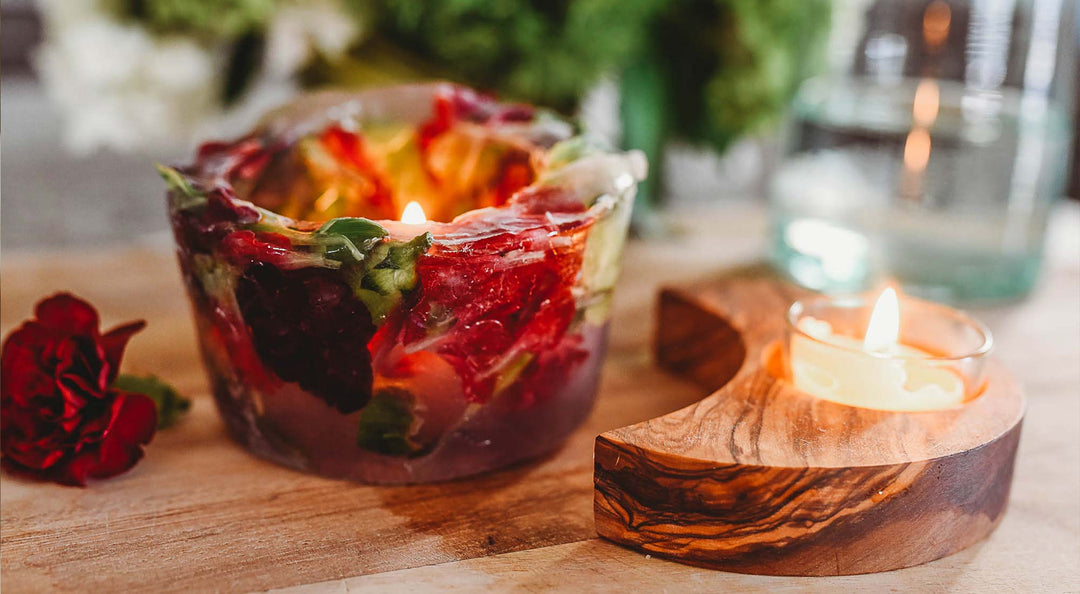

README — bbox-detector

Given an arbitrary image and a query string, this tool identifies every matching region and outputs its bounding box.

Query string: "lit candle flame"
[400,201,427,224]
[864,287,900,353]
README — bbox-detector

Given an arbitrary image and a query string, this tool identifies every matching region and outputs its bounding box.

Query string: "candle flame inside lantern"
[864,287,900,353]
[400,201,427,224]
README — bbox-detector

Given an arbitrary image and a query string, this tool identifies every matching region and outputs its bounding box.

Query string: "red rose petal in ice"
[197,139,241,161]
[400,212,589,403]
[511,185,587,215]
[220,230,295,268]
[418,87,536,152]
[493,154,536,206]
[205,187,260,227]
[418,92,458,152]
[503,335,588,410]
[235,263,378,413]
[198,137,267,178]
[172,184,260,256]
[319,125,396,219]
[0,293,156,485]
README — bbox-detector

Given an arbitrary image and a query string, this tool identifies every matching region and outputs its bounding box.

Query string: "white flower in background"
[266,0,362,77]
[36,3,220,154]
[579,77,621,146]
[208,0,362,141]
[35,0,363,155]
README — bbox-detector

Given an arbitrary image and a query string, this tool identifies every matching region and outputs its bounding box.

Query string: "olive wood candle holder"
[593,268,1024,576]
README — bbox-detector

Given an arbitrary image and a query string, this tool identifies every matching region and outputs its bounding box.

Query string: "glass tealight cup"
[783,293,993,411]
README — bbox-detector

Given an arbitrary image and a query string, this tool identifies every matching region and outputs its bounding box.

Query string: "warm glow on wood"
[864,287,900,353]
[400,201,427,224]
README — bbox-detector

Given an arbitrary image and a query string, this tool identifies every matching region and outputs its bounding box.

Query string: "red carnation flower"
[1,293,157,485]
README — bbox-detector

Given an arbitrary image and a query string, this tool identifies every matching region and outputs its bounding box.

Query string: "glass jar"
[769,0,1074,302]
[163,84,645,483]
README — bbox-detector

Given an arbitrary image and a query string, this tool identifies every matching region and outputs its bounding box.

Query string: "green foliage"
[157,163,206,210]
[125,0,278,39]
[124,0,276,103]
[156,164,200,198]
[647,0,831,152]
[370,0,661,113]
[112,374,192,429]
[131,0,827,151]
[317,217,390,244]
[356,387,422,456]
[351,232,434,324]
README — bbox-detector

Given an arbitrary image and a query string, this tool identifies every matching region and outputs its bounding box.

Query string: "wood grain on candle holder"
[593,270,1024,576]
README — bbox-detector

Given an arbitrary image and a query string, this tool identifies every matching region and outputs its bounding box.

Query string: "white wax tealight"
[787,288,977,412]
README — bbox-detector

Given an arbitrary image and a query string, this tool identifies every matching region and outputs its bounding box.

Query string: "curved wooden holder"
[594,269,1024,576]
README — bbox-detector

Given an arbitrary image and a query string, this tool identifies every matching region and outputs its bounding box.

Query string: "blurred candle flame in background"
[912,79,941,127]
[922,0,952,51]
[898,0,950,204]
[902,79,940,202]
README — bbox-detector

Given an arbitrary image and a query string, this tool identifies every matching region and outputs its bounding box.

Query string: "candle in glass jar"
[787,288,989,411]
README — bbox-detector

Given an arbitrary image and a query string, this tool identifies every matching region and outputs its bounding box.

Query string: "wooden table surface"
[2,204,1078,593]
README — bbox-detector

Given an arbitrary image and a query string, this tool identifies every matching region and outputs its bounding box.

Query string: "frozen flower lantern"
[163,84,645,483]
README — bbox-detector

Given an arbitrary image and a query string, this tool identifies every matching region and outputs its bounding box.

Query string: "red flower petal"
[100,321,147,383]
[1,323,61,405]
[1,293,155,486]
[92,391,156,476]
[5,441,67,472]
[50,392,157,486]
[33,293,101,337]
[54,335,109,394]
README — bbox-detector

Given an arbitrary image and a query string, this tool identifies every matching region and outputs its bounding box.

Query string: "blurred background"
[2,0,1077,301]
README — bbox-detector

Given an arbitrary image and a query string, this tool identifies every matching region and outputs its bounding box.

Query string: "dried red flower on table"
[0,294,156,485]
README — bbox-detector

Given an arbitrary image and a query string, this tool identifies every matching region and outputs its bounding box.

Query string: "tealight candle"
[785,287,992,411]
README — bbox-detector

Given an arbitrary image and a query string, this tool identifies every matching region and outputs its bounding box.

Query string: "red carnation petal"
[52,391,157,485]
[100,321,147,383]
[111,391,157,442]
[34,293,101,336]
[1,322,59,404]
[92,391,156,475]
[1,322,50,372]
[54,335,109,395]
[56,374,101,433]
[2,434,66,471]
[2,294,156,486]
